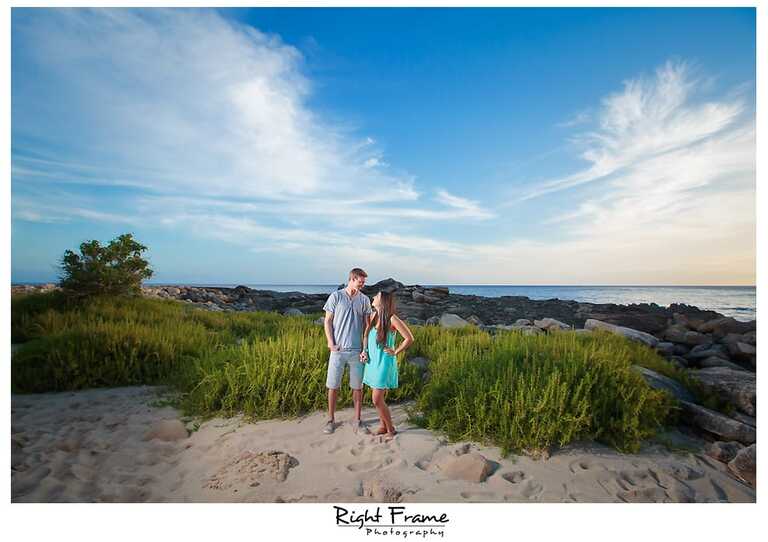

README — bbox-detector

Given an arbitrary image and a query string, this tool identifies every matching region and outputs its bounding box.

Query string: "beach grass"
[12,292,694,454]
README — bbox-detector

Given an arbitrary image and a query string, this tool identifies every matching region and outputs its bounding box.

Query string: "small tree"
[59,233,154,298]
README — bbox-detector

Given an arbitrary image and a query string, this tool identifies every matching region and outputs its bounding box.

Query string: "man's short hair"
[349,268,368,280]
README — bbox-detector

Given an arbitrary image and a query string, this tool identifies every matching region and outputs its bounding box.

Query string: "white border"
[3,2,763,541]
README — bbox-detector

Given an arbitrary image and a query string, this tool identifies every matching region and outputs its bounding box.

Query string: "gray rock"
[166,287,181,296]
[426,316,440,326]
[584,319,659,348]
[533,318,570,332]
[466,315,483,326]
[406,357,430,370]
[143,419,189,442]
[697,317,755,338]
[632,366,695,402]
[686,343,725,360]
[731,412,756,428]
[361,477,403,503]
[313,317,325,326]
[573,328,593,336]
[688,367,756,416]
[439,313,470,329]
[405,317,425,326]
[705,441,744,463]
[511,325,543,336]
[513,319,532,326]
[668,356,689,369]
[412,291,440,304]
[727,444,755,487]
[437,452,494,483]
[699,356,746,371]
[662,324,689,343]
[727,341,756,362]
[282,308,303,316]
[655,342,676,356]
[681,331,711,346]
[679,401,755,445]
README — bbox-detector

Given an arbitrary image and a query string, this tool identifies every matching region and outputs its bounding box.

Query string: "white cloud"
[12,8,415,203]
[521,61,746,201]
[434,190,495,219]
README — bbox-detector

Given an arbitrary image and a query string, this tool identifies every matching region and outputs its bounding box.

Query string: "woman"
[360,291,414,438]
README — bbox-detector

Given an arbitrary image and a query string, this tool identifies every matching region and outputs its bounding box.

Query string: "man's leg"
[352,388,362,421]
[328,387,338,422]
[324,353,344,433]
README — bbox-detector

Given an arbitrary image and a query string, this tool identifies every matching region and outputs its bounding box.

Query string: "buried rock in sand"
[143,419,189,442]
[205,450,299,490]
[437,452,495,483]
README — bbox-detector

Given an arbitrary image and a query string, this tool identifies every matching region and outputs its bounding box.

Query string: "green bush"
[59,233,153,299]
[12,293,685,454]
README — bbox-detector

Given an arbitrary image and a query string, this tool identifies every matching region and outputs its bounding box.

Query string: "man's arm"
[324,311,339,351]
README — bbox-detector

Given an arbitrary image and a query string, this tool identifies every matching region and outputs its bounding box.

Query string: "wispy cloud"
[521,61,746,201]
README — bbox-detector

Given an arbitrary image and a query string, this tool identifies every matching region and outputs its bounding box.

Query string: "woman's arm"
[388,315,414,356]
[360,313,375,362]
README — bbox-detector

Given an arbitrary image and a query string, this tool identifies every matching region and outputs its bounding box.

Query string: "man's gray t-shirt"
[323,289,372,352]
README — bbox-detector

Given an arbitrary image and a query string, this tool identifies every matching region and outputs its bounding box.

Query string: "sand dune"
[11,386,755,503]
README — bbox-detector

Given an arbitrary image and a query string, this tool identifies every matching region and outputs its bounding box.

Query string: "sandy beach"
[11,385,755,503]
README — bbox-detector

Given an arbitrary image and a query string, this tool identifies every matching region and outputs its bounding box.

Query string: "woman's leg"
[372,388,395,436]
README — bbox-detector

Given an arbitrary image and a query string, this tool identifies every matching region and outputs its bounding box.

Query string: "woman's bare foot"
[384,429,397,439]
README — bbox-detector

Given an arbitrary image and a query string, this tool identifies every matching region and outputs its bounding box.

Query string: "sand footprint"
[501,471,526,484]
[460,491,496,501]
[520,480,544,500]
[618,487,669,503]
[346,456,394,473]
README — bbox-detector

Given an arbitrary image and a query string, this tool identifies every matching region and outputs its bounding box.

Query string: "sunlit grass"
[12,292,695,454]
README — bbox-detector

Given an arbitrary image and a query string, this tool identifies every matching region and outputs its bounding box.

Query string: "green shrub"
[59,233,153,299]
[12,294,683,454]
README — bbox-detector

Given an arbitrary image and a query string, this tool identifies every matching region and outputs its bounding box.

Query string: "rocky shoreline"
[12,279,757,486]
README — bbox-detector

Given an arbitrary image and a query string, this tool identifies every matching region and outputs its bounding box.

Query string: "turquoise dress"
[363,327,399,389]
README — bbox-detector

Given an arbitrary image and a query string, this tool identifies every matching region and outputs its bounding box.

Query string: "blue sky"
[11,8,756,285]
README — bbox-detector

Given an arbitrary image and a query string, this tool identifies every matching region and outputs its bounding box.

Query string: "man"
[322,267,373,434]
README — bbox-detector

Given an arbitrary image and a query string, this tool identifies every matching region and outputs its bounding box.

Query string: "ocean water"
[173,284,756,322]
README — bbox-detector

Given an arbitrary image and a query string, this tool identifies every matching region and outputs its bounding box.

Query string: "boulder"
[655,342,676,356]
[668,356,689,369]
[533,318,570,332]
[727,341,756,362]
[662,324,688,343]
[361,477,403,503]
[426,316,440,326]
[584,319,659,348]
[313,317,324,326]
[727,444,756,487]
[282,308,303,316]
[512,325,543,336]
[406,357,430,370]
[412,290,439,304]
[405,317,425,326]
[514,319,532,326]
[439,313,470,329]
[705,441,744,463]
[688,367,756,416]
[678,401,755,445]
[366,278,404,294]
[699,356,746,371]
[424,287,450,297]
[685,343,725,360]
[143,419,188,442]
[438,452,494,483]
[681,331,711,346]
[466,315,484,326]
[697,317,755,337]
[632,366,695,402]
